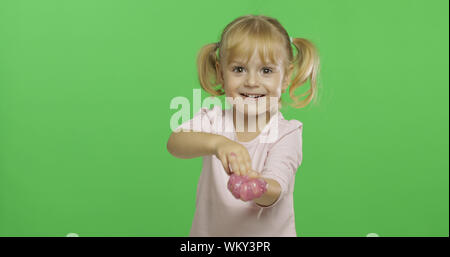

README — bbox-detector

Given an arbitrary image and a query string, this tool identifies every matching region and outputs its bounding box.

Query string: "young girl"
[167,14,320,237]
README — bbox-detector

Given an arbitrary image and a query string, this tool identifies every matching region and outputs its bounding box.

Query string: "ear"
[282,64,294,93]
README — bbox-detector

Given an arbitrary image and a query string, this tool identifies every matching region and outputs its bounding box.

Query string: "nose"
[245,70,259,87]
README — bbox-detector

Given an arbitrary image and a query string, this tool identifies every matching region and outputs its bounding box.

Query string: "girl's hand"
[248,169,262,179]
[214,137,255,177]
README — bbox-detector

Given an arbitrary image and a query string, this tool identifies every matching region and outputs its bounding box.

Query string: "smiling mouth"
[240,93,266,99]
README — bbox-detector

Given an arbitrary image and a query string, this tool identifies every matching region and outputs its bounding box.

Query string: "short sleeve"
[259,123,303,209]
[174,106,221,134]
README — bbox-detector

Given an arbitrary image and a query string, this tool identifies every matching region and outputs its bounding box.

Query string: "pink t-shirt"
[175,105,303,237]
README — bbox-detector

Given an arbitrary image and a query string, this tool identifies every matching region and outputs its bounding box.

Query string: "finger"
[246,161,251,171]
[240,163,247,176]
[219,154,231,175]
[239,149,251,170]
[228,152,236,174]
[248,170,260,179]
[243,158,251,176]
[244,153,252,171]
[236,154,248,176]
[225,154,234,175]
[229,153,239,175]
[235,160,244,176]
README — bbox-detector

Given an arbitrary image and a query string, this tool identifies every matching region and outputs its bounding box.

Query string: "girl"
[167,14,320,237]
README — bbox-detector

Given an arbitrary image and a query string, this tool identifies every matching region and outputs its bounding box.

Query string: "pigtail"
[289,38,321,108]
[197,43,224,96]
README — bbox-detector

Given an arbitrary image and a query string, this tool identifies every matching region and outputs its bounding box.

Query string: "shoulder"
[264,116,303,159]
[277,115,303,141]
[259,113,303,145]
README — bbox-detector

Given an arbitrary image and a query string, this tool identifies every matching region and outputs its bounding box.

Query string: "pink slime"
[227,174,267,201]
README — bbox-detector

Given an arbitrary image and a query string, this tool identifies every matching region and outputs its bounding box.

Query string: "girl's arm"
[167,131,225,159]
[254,178,282,207]
[167,130,253,176]
[253,125,303,208]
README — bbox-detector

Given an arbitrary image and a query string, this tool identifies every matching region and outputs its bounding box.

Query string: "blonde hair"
[197,14,321,108]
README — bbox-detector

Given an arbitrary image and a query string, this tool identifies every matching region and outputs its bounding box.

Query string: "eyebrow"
[229,60,245,65]
[229,61,276,66]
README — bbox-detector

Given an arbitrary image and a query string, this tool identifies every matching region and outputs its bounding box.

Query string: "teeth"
[242,93,265,98]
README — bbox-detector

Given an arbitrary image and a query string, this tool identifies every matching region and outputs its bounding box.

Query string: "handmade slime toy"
[227,173,268,201]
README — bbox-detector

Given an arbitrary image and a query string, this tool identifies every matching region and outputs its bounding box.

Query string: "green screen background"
[0,0,448,237]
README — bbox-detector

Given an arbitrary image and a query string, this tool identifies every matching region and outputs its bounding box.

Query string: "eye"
[232,66,245,73]
[262,67,273,74]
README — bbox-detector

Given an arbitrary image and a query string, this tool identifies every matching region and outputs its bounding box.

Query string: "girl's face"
[217,48,292,117]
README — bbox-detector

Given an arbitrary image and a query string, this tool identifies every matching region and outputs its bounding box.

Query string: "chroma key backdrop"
[0,0,448,237]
